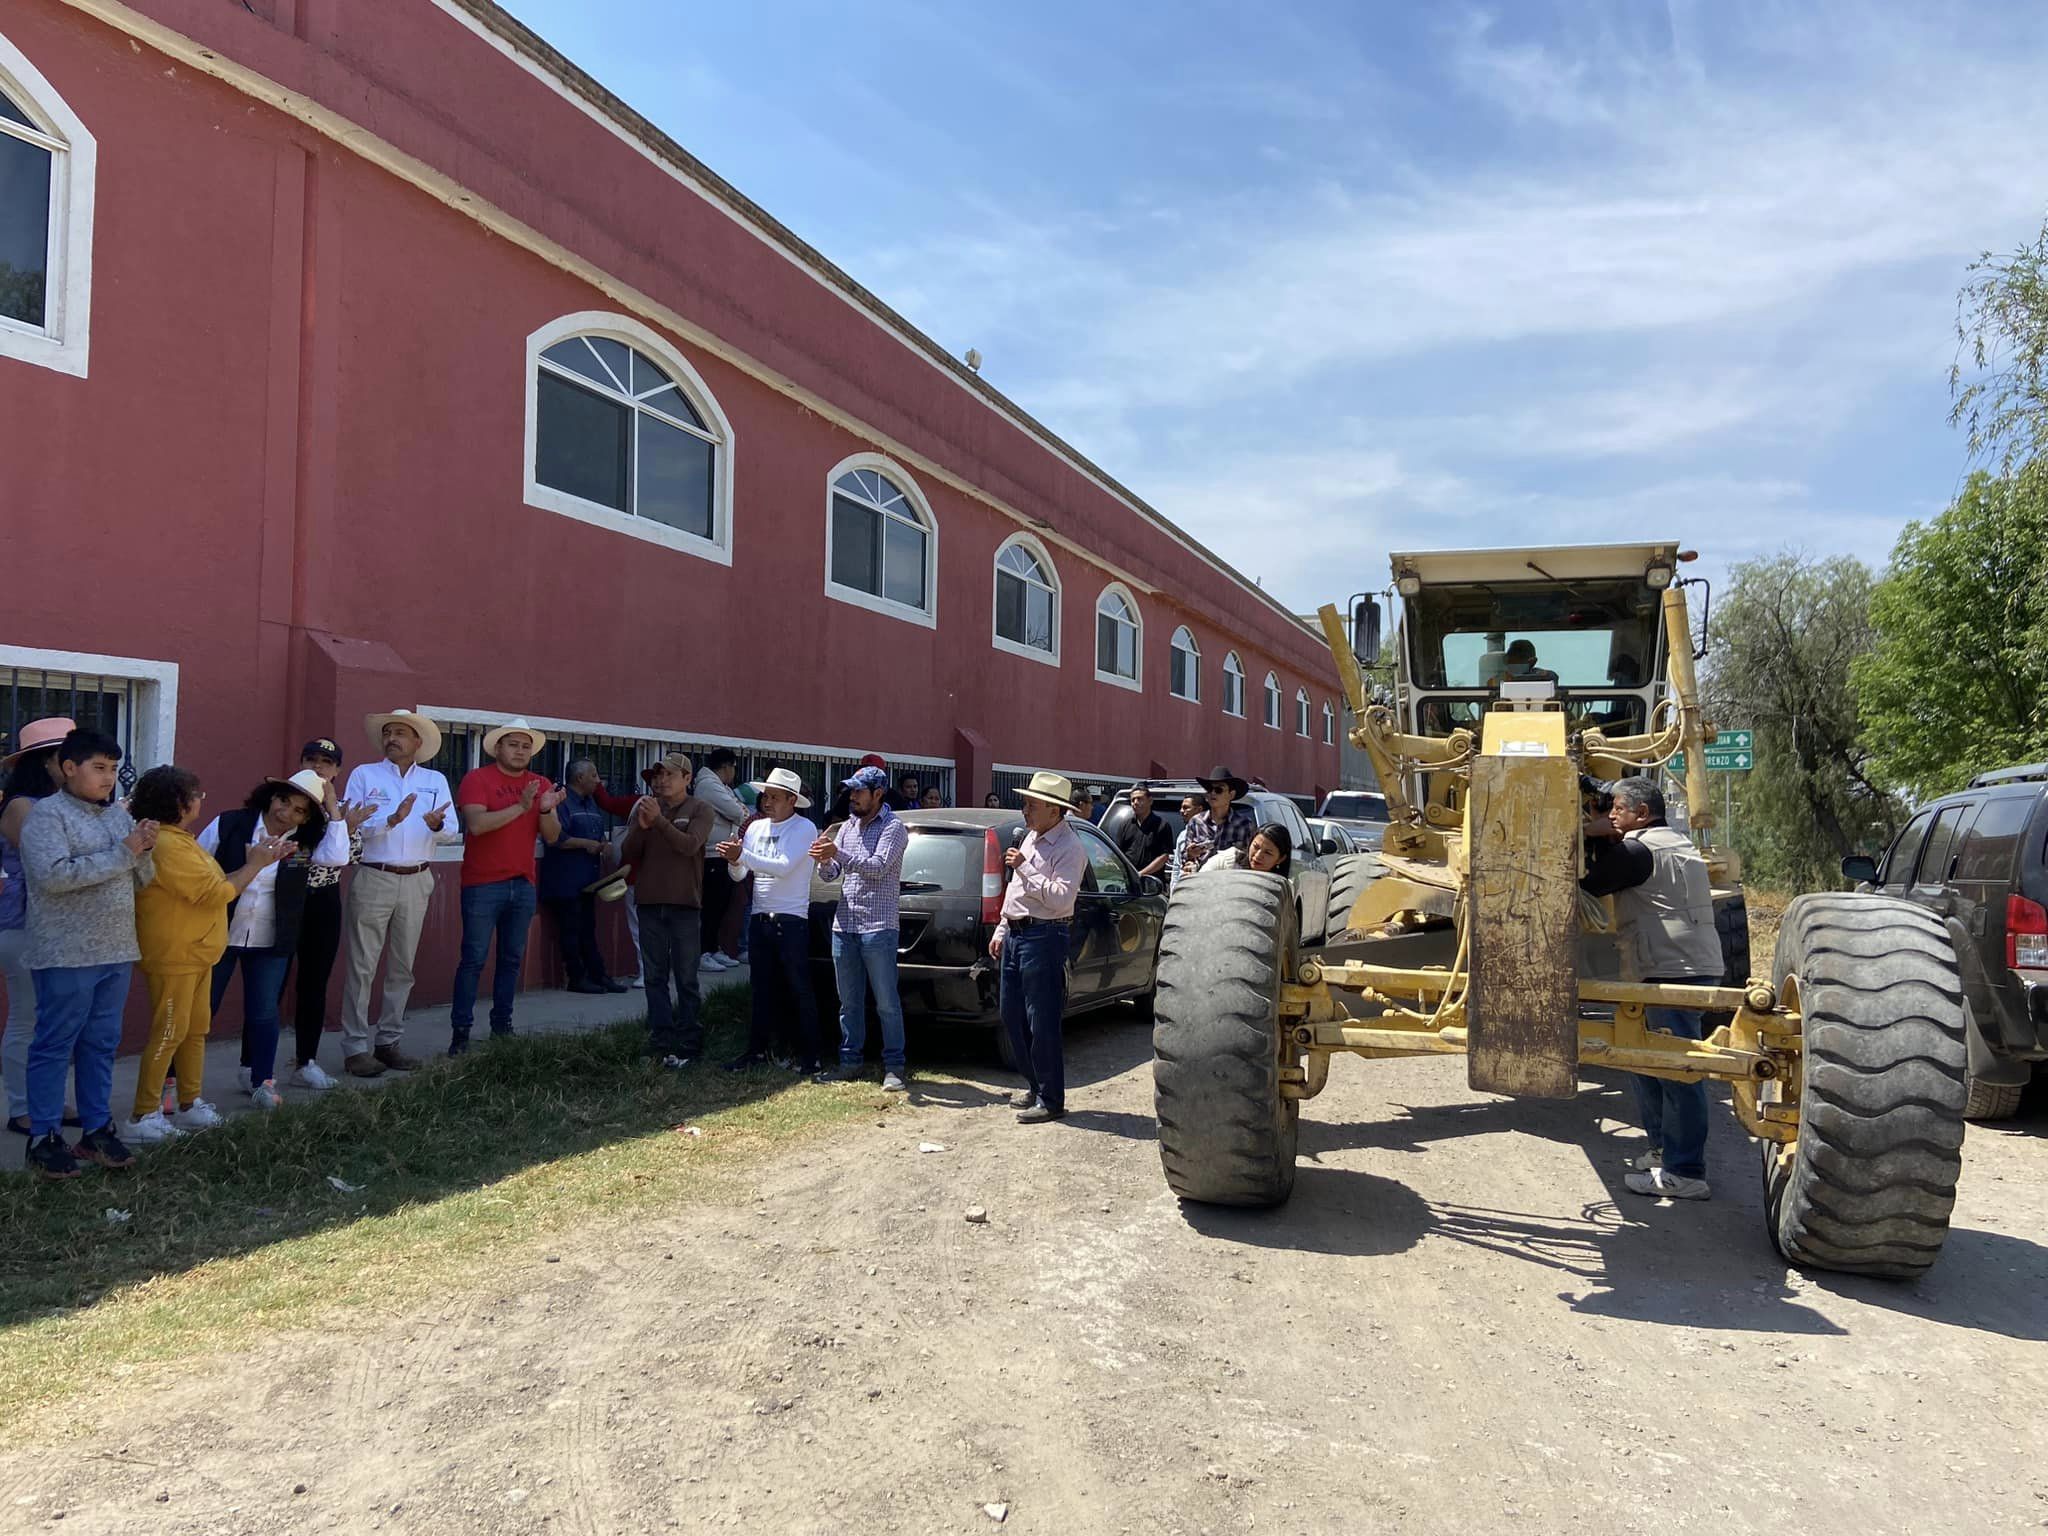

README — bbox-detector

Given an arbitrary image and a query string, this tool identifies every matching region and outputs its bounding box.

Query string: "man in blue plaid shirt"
[809,765,912,1091]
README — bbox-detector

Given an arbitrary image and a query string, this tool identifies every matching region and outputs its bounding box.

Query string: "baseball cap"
[300,737,342,763]
[841,765,889,792]
[858,752,887,770]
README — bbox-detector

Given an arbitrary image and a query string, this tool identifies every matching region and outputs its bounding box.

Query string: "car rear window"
[1954,793,2040,882]
[901,829,975,893]
[1322,792,1389,822]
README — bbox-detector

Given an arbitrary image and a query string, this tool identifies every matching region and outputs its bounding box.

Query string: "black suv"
[1844,763,2048,1120]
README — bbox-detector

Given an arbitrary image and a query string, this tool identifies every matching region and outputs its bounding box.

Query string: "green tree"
[1952,217,2048,477]
[1853,469,2048,798]
[1703,552,1901,887]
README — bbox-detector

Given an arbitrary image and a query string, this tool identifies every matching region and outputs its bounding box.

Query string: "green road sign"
[1710,730,1753,751]
[1669,749,1753,774]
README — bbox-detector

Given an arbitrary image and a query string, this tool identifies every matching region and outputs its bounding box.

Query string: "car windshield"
[1408,579,1660,690]
[1321,792,1387,822]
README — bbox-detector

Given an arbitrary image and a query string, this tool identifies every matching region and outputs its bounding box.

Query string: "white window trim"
[1263,671,1283,730]
[0,30,95,379]
[1169,626,1201,704]
[823,452,939,630]
[1222,651,1246,718]
[523,311,735,565]
[990,531,1061,669]
[1295,687,1311,737]
[0,644,176,765]
[1322,700,1336,746]
[1092,581,1143,693]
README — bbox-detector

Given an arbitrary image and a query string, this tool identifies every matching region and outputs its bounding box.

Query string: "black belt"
[1007,916,1069,931]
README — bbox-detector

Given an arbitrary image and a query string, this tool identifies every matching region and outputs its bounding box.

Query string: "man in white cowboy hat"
[450,718,566,1053]
[716,766,823,1074]
[339,709,461,1077]
[991,770,1090,1123]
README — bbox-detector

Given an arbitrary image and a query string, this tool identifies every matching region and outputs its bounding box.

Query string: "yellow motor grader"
[1151,542,1968,1278]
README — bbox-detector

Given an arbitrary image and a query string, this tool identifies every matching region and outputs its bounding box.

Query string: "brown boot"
[344,1052,387,1078]
[375,1044,423,1072]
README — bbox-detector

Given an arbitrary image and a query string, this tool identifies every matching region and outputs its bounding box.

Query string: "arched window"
[1222,652,1246,718]
[0,30,96,377]
[1170,627,1201,702]
[992,534,1060,663]
[1094,584,1141,690]
[1322,701,1336,745]
[1263,672,1282,729]
[526,313,733,562]
[1295,687,1311,737]
[825,454,938,627]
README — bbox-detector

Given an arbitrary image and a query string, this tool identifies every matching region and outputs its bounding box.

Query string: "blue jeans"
[451,877,538,1039]
[1000,923,1070,1113]
[832,928,906,1073]
[748,913,820,1066]
[27,962,131,1137]
[1633,1004,1709,1179]
[211,947,293,1087]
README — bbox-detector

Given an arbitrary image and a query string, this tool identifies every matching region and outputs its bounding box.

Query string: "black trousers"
[279,882,343,1067]
[747,912,820,1067]
[544,893,607,986]
[701,856,736,957]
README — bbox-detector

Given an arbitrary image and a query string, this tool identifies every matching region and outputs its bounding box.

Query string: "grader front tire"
[1153,870,1300,1207]
[1326,852,1386,940]
[1765,894,1968,1279]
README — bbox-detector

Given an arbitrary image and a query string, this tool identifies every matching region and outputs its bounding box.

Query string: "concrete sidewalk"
[1,962,750,1173]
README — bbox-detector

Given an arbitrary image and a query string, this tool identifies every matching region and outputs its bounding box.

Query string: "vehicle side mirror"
[1351,597,1383,666]
[1316,837,1341,857]
[1840,855,1878,885]
[1140,874,1164,898]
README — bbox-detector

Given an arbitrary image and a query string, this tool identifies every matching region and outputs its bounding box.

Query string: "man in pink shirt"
[989,771,1089,1123]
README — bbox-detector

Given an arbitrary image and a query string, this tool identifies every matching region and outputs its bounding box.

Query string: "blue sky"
[502,0,2048,610]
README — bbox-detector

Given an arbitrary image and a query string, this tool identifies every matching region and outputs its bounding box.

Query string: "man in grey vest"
[1580,776,1726,1201]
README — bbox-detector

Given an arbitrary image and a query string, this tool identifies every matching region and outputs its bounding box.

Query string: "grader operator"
[1151,542,1969,1279]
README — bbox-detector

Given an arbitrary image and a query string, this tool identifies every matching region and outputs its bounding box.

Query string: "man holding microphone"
[990,771,1088,1124]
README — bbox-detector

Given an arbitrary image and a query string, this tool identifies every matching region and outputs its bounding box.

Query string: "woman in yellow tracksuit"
[125,766,292,1142]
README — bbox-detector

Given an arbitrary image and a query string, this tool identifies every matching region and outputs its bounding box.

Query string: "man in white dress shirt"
[338,710,460,1077]
[716,767,821,1074]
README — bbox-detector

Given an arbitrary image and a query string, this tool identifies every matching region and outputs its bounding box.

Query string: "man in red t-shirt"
[448,718,565,1054]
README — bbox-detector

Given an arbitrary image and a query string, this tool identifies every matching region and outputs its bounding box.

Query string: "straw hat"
[261,768,330,810]
[1013,770,1076,812]
[364,709,443,760]
[0,716,76,768]
[747,766,812,809]
[482,717,548,755]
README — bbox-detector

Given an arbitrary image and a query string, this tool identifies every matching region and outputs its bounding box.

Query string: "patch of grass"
[0,986,905,1422]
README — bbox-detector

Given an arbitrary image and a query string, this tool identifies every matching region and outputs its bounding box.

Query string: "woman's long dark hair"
[1252,820,1294,876]
[241,781,329,850]
[0,746,59,813]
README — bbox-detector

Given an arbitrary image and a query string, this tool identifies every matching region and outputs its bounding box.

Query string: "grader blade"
[1466,712,1580,1098]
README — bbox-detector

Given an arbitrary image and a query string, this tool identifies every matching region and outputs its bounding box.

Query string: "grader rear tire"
[1765,893,1968,1278]
[1153,869,1299,1206]
[1327,852,1387,939]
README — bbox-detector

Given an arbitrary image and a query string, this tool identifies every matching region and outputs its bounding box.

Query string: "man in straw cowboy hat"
[339,709,460,1077]
[717,766,822,1075]
[991,770,1090,1123]
[450,718,566,1054]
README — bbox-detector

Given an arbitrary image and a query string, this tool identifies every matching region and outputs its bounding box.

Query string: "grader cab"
[1152,542,1969,1278]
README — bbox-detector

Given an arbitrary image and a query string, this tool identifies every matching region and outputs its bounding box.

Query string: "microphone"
[1009,825,1029,852]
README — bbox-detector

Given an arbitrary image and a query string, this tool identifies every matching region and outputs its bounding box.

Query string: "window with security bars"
[1,669,141,791]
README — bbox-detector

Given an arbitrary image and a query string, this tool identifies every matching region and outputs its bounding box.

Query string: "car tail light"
[2009,895,2048,970]
[982,828,1004,926]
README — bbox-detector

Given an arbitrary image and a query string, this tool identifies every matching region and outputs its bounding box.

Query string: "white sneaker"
[1624,1167,1710,1201]
[292,1061,338,1091]
[881,1072,908,1094]
[699,953,733,972]
[1627,1147,1662,1172]
[174,1098,224,1131]
[237,1066,254,1096]
[124,1109,182,1144]
[629,974,645,989]
[251,1081,284,1112]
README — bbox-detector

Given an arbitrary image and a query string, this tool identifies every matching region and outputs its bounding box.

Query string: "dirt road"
[6,1016,2046,1535]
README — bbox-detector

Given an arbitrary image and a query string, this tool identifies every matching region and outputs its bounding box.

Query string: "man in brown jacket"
[622,752,713,1068]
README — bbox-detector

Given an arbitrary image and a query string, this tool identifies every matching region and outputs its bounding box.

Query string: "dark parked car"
[806,809,1168,1051]
[1099,782,1335,942]
[1318,789,1391,852]
[1843,763,2048,1120]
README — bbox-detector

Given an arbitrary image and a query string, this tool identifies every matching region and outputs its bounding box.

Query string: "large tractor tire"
[1326,852,1387,940]
[1705,892,1751,1030]
[1153,869,1299,1206]
[1764,893,1968,1279]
